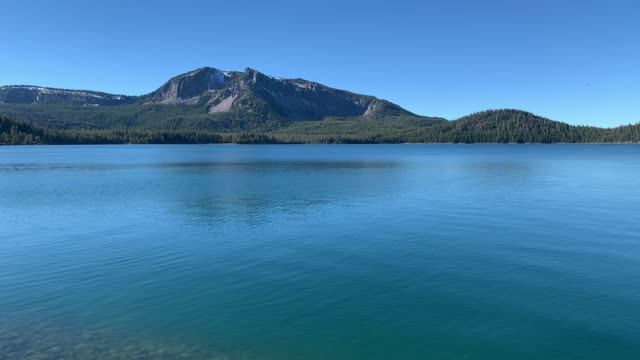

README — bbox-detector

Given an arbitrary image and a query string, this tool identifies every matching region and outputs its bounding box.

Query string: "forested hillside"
[2,110,639,145]
[407,110,640,143]
[0,115,279,145]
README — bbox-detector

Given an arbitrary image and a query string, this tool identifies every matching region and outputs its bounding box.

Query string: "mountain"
[1,68,638,144]
[147,67,410,120]
[0,67,416,130]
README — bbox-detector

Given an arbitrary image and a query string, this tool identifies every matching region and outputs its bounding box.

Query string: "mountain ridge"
[1,68,639,144]
[0,67,416,122]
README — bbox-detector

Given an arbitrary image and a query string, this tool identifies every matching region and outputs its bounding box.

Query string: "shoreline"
[2,142,640,146]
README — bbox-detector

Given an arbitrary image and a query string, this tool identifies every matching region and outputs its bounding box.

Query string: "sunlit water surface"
[1,144,639,359]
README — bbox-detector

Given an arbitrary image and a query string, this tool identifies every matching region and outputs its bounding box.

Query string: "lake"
[1,144,639,359]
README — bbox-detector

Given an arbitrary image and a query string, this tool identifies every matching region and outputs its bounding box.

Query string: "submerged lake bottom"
[1,144,639,359]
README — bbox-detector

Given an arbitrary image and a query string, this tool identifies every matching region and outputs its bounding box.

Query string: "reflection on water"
[167,160,403,225]
[0,160,399,173]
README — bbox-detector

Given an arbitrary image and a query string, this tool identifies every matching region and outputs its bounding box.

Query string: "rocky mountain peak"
[0,66,417,121]
[146,67,228,104]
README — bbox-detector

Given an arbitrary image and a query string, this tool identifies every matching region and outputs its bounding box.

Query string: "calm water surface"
[1,144,639,359]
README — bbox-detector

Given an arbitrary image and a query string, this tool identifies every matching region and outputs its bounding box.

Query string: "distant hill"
[408,109,640,143]
[0,85,134,106]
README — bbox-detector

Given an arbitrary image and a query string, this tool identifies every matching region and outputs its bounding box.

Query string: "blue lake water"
[1,144,639,359]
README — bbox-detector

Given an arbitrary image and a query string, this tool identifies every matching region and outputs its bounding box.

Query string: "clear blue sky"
[1,0,638,127]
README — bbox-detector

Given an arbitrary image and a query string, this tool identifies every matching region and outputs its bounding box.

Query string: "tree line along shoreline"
[2,111,639,145]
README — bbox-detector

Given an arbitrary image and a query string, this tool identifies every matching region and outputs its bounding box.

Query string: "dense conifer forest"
[1,110,639,145]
